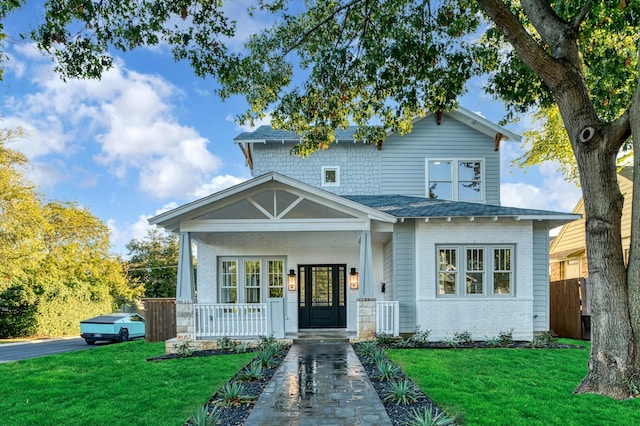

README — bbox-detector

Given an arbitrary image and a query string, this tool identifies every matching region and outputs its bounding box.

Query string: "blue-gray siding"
[532,222,550,331]
[380,114,501,204]
[250,114,501,202]
[393,220,416,333]
[383,240,393,302]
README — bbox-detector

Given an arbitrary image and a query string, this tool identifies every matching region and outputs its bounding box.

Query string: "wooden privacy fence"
[143,298,176,342]
[549,278,590,340]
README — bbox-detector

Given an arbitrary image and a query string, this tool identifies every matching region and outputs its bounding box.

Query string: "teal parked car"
[80,313,145,345]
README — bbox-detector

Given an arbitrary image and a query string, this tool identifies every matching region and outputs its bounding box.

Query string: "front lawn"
[0,340,254,425]
[387,340,640,425]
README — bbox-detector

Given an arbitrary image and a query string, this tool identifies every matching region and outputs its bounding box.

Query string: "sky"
[1,1,582,257]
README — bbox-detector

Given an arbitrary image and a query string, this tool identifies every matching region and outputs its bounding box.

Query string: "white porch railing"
[194,303,267,338]
[376,301,400,337]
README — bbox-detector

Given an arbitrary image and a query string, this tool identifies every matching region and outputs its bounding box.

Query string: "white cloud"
[191,174,247,198]
[2,54,226,199]
[501,161,581,212]
[227,113,272,132]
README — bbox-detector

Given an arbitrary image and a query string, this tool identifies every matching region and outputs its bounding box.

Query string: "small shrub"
[255,346,278,368]
[173,336,194,357]
[442,337,456,348]
[374,361,400,381]
[370,348,387,365]
[376,332,395,346]
[358,341,378,356]
[497,329,514,347]
[530,330,559,347]
[217,336,239,351]
[258,335,278,348]
[453,331,473,346]
[395,338,413,348]
[383,379,418,405]
[407,405,456,426]
[214,382,256,407]
[409,325,431,345]
[484,336,500,348]
[238,361,265,381]
[187,405,222,426]
[236,341,251,353]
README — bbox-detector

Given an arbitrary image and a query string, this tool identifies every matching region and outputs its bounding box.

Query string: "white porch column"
[359,230,374,298]
[176,232,195,339]
[176,232,195,302]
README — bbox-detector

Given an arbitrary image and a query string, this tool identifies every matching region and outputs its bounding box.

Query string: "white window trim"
[426,159,485,202]
[322,166,340,187]
[435,244,515,298]
[218,256,285,303]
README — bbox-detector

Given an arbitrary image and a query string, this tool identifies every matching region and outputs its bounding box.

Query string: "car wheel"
[119,328,129,342]
[85,339,96,345]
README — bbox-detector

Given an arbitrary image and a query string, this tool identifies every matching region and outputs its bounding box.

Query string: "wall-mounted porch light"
[288,269,297,291]
[349,267,359,289]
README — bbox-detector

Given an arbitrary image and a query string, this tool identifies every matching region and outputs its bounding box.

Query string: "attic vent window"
[322,166,340,187]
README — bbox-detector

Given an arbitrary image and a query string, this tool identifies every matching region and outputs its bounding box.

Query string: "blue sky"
[1,1,581,256]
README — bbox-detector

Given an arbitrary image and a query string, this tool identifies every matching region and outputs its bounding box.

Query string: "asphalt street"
[0,337,102,363]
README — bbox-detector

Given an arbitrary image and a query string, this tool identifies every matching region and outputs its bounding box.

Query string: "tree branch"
[569,0,594,32]
[475,0,565,85]
[283,0,366,57]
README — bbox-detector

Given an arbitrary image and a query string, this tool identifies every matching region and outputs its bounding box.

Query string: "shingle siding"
[252,142,382,195]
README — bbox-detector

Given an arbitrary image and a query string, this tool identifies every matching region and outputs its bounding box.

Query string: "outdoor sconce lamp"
[288,269,297,291]
[349,267,359,289]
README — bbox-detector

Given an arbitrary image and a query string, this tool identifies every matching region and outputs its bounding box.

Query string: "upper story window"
[427,160,483,201]
[322,166,340,187]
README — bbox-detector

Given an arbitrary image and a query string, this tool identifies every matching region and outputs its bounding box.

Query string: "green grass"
[387,340,640,425]
[0,340,255,425]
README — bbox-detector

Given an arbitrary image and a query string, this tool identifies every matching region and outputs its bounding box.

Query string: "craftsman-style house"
[150,107,578,345]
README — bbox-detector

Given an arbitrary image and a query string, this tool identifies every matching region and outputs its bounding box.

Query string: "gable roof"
[234,106,521,144]
[344,195,579,227]
[149,172,397,233]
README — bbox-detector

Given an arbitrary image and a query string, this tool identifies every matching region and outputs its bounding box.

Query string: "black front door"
[298,265,347,328]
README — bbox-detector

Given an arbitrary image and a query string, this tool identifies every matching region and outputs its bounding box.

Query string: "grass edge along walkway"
[0,340,254,426]
[387,340,640,426]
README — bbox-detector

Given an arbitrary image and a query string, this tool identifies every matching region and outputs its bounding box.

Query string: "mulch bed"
[352,343,453,425]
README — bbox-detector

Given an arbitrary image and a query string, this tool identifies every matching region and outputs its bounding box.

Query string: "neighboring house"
[149,107,579,344]
[549,167,633,281]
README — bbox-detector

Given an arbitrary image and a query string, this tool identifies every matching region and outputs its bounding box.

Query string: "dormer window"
[427,159,483,201]
[322,166,340,187]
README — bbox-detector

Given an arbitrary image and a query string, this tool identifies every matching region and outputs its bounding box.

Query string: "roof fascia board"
[181,218,371,232]
[446,106,521,142]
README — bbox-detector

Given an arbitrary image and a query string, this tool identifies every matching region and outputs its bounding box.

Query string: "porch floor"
[286,329,357,344]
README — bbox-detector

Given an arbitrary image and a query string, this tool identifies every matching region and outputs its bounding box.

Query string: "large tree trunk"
[572,134,635,399]
[476,0,637,399]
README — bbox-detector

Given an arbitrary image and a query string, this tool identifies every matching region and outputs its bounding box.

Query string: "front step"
[289,329,356,344]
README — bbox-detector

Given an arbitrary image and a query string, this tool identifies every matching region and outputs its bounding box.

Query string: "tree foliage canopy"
[126,228,180,298]
[0,130,137,337]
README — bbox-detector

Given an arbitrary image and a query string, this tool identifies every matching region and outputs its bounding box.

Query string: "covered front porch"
[149,173,400,345]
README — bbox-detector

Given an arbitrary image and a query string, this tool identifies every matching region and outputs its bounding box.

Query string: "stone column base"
[357,298,376,339]
[175,301,194,339]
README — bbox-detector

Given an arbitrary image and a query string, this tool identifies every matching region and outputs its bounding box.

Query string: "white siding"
[415,219,534,341]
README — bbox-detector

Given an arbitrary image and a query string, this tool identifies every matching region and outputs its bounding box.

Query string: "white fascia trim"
[181,218,371,232]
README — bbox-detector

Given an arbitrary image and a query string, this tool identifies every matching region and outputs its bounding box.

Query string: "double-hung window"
[218,257,284,303]
[436,245,513,297]
[427,159,483,201]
